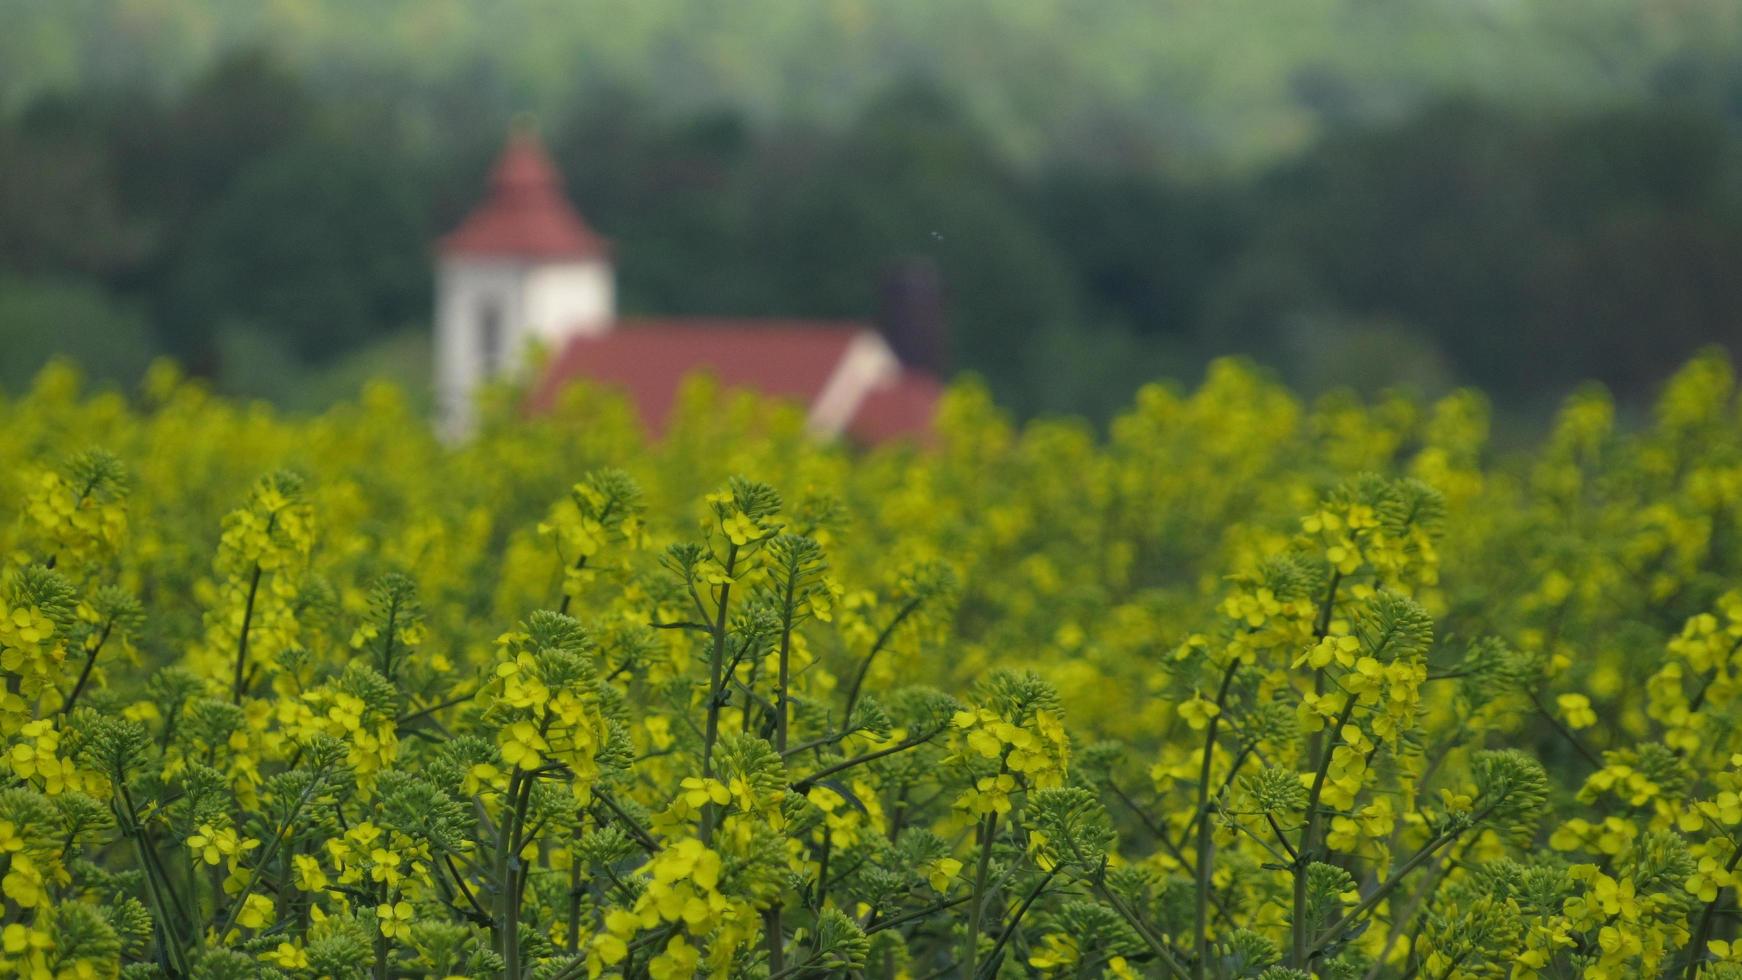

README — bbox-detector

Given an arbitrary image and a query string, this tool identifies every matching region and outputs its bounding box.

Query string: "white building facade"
[433,128,613,439]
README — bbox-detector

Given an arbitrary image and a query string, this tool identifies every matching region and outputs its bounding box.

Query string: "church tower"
[434,125,613,439]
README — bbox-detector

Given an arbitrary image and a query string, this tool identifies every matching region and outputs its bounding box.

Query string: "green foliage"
[0,278,159,394]
[16,354,1742,977]
[11,26,1742,418]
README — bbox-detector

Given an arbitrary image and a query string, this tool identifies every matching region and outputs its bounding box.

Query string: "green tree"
[170,139,430,362]
[0,277,157,393]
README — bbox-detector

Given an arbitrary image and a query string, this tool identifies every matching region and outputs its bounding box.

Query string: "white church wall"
[434,258,528,440]
[435,257,618,441]
[524,261,614,344]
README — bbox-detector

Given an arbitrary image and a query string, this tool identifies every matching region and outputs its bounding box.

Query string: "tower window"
[478,300,503,375]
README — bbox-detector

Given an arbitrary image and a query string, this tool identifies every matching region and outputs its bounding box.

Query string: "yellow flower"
[370,848,403,887]
[1,921,49,956]
[966,726,1003,758]
[377,901,415,940]
[291,854,329,892]
[500,721,549,770]
[186,824,256,867]
[921,856,962,892]
[962,773,1017,816]
[1178,693,1220,731]
[2,855,45,907]
[721,512,762,546]
[1558,693,1597,730]
[1325,538,1363,574]
[1029,932,1081,970]
[263,943,309,969]
[1294,633,1358,670]
[648,932,700,979]
[464,761,504,795]
[592,931,629,967]
[1688,853,1736,902]
[236,894,275,930]
[679,776,731,809]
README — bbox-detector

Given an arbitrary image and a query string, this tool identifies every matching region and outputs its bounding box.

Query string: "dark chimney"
[876,257,949,374]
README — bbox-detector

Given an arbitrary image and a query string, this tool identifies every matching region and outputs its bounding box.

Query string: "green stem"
[1312,806,1497,956]
[1314,570,1343,639]
[1529,690,1603,769]
[1107,779,1193,869]
[1266,813,1300,863]
[1359,851,1447,980]
[232,563,263,703]
[700,543,739,845]
[864,893,972,934]
[495,776,521,968]
[774,569,797,756]
[763,906,786,976]
[396,690,477,727]
[1091,875,1189,979]
[116,782,190,975]
[790,728,941,791]
[841,596,925,722]
[964,810,999,974]
[502,769,537,975]
[60,618,114,714]
[556,552,590,617]
[1292,693,1358,969]
[379,597,399,682]
[445,853,490,925]
[764,569,801,974]
[595,789,660,854]
[495,713,548,976]
[373,885,390,980]
[975,865,1057,979]
[1175,742,1255,855]
[814,836,833,912]
[1684,840,1742,978]
[780,730,855,759]
[216,766,328,938]
[1193,657,1241,980]
[566,819,584,954]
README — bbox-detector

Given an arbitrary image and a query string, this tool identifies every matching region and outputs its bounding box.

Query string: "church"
[433,126,944,443]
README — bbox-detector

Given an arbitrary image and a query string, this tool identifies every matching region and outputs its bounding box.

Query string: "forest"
[6,1,1742,421]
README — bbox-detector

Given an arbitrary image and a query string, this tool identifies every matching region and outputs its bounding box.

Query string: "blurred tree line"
[5,51,1742,421]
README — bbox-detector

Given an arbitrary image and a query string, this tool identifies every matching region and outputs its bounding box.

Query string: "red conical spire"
[438,123,609,260]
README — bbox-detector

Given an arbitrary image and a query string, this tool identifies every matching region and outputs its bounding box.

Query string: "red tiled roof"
[438,129,609,260]
[847,373,943,445]
[527,320,866,433]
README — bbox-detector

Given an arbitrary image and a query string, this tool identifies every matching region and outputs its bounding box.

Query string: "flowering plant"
[6,354,1742,977]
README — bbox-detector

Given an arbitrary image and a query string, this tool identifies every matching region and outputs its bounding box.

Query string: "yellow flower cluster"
[951,700,1070,817]
[7,352,1742,976]
[16,453,128,568]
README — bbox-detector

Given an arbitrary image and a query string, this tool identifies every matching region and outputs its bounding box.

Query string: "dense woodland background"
[7,0,1742,424]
